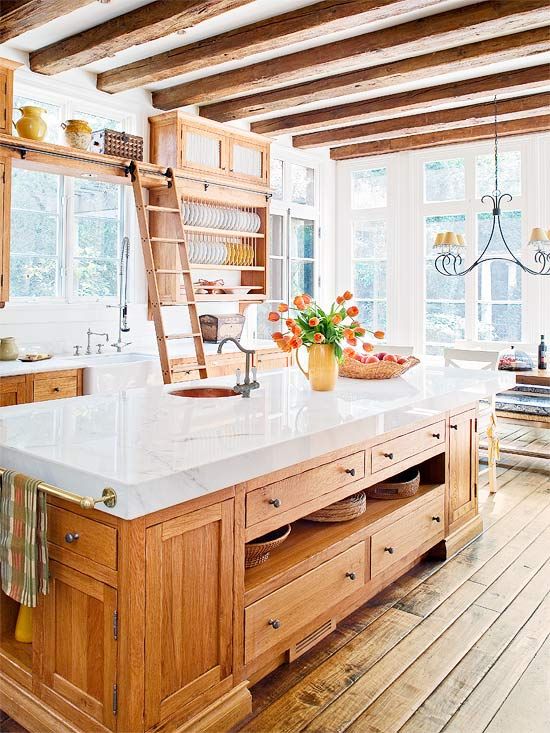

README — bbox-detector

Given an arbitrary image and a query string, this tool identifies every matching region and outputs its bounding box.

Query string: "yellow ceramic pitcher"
[296,343,339,392]
[14,106,48,141]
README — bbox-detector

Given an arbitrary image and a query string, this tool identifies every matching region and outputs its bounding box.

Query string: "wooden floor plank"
[399,561,550,733]
[483,635,550,733]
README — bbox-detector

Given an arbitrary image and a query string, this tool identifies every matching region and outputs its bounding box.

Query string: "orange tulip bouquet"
[267,292,386,391]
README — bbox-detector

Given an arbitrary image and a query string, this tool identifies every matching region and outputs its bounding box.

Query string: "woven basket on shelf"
[245,524,291,568]
[339,356,420,380]
[305,492,366,523]
[365,467,420,499]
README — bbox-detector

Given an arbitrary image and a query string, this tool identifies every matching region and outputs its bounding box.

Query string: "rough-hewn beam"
[97,0,446,95]
[170,0,550,114]
[30,1,255,75]
[0,0,94,43]
[251,64,550,137]
[330,115,550,159]
[294,93,550,148]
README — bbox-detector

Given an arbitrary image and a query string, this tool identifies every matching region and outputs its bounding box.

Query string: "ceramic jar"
[0,337,19,361]
[296,343,339,391]
[14,106,48,141]
[62,119,93,151]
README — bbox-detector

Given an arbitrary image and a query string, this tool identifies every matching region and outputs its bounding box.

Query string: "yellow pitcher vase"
[14,106,48,141]
[296,343,339,392]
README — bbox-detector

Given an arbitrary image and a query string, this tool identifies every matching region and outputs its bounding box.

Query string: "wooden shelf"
[245,484,444,604]
[190,264,265,271]
[184,226,264,238]
[1,633,32,672]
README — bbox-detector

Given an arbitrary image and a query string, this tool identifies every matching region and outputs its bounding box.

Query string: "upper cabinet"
[149,111,270,188]
[0,58,20,135]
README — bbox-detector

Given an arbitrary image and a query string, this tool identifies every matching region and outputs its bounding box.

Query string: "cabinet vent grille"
[289,618,335,662]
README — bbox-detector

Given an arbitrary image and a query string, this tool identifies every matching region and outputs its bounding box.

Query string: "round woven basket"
[305,492,366,523]
[365,467,420,499]
[245,524,291,568]
[339,355,420,380]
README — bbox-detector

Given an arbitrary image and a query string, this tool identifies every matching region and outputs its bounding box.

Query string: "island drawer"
[245,540,367,662]
[371,492,445,577]
[32,370,80,402]
[246,451,365,529]
[371,420,446,473]
[48,505,118,571]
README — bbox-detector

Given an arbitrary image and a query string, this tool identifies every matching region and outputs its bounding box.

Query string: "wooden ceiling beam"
[329,115,550,159]
[30,1,255,75]
[183,0,550,117]
[295,94,550,148]
[0,0,95,43]
[97,0,445,95]
[251,63,550,137]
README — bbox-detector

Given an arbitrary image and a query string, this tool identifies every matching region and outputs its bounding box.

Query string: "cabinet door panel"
[42,561,117,730]
[0,156,11,304]
[180,124,227,177]
[448,409,477,529]
[0,375,29,405]
[145,501,234,728]
[229,138,269,184]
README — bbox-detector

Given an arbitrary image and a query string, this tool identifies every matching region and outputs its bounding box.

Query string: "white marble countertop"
[0,366,515,519]
[0,339,276,377]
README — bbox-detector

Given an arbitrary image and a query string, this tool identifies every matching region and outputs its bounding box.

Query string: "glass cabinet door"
[180,125,227,176]
[229,137,269,184]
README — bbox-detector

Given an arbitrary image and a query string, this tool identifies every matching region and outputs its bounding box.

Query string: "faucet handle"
[235,368,242,385]
[97,344,104,354]
[73,345,82,357]
[252,366,257,382]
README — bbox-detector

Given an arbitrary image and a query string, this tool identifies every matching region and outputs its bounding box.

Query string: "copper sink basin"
[170,387,238,398]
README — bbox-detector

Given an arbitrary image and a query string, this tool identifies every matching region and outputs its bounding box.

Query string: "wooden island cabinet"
[0,402,481,733]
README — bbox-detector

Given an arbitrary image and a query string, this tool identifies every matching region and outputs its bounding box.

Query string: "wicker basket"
[365,467,420,499]
[91,129,144,160]
[339,355,420,380]
[245,524,291,568]
[305,492,366,523]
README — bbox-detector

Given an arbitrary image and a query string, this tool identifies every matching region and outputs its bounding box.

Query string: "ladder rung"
[155,269,190,274]
[146,205,180,213]
[150,237,186,243]
[165,333,202,340]
[159,301,196,307]
[171,363,207,374]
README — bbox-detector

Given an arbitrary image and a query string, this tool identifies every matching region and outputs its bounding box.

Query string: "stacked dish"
[188,238,255,266]
[182,201,261,233]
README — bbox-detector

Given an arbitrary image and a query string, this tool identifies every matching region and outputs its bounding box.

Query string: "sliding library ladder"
[130,163,207,384]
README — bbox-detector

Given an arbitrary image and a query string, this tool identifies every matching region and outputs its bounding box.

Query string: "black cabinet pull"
[53,387,60,392]
[345,571,356,580]
[345,468,356,476]
[268,618,281,629]
[383,452,394,460]
[65,532,79,544]
[384,546,395,554]
[432,516,441,523]
[268,498,281,508]
[450,424,458,430]
[432,432,440,439]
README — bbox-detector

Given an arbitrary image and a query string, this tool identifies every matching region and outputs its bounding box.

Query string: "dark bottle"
[539,335,547,370]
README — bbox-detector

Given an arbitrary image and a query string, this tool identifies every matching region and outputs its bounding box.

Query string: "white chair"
[444,347,501,493]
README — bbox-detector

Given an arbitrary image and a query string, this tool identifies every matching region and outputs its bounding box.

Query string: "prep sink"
[80,353,162,394]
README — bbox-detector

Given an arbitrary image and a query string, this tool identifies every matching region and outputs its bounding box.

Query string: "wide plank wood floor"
[1,423,549,733]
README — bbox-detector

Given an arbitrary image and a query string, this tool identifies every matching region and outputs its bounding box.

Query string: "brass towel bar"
[0,468,117,510]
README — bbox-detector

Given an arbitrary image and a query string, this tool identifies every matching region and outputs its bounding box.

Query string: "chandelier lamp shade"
[432,98,550,277]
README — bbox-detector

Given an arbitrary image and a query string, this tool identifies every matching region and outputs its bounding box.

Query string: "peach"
[383,354,398,362]
[397,357,408,365]
[366,355,379,364]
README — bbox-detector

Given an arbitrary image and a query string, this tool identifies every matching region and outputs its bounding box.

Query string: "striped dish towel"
[0,470,49,607]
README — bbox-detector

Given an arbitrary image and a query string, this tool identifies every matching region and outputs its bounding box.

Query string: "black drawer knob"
[345,571,356,580]
[432,516,441,523]
[268,618,281,629]
[384,546,395,554]
[65,532,79,544]
[345,468,356,477]
[432,432,440,439]
[383,452,394,460]
[268,498,281,508]
[450,424,458,430]
[53,387,60,393]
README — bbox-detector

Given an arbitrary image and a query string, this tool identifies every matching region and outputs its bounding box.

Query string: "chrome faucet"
[217,337,259,398]
[107,236,132,352]
[86,329,109,355]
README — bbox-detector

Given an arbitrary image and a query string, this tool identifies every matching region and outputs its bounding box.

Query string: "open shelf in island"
[0,590,33,675]
[244,483,445,605]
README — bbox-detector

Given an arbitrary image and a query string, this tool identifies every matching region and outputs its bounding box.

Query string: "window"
[424,158,465,203]
[349,167,388,333]
[257,156,319,338]
[11,169,124,301]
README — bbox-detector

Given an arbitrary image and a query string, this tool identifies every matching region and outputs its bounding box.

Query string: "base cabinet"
[448,408,478,532]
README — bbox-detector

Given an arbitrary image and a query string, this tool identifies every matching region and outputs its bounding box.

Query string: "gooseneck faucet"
[86,329,109,355]
[108,236,132,352]
[217,337,260,398]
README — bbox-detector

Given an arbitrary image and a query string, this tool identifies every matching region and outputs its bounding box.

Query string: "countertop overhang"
[0,366,515,519]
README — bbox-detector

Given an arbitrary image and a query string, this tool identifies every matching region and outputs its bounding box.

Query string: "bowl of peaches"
[339,350,420,380]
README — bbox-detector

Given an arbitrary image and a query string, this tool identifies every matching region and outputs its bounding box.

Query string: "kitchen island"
[0,366,514,733]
